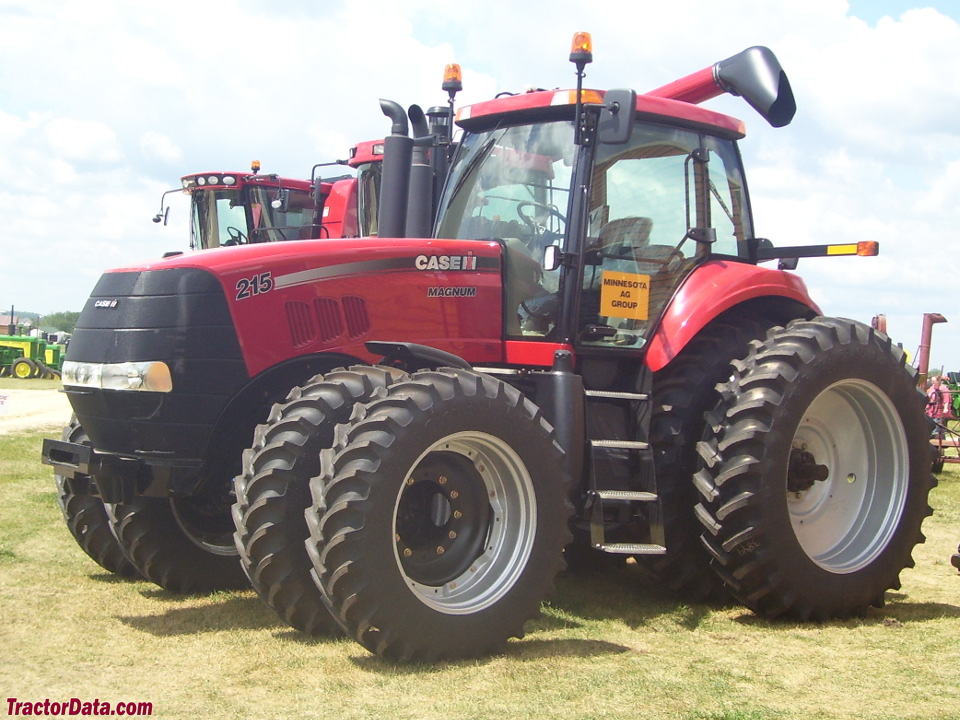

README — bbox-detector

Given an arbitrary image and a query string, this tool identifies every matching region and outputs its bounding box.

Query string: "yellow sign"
[600,270,650,320]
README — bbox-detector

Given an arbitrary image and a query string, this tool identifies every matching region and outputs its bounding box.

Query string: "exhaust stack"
[917,312,948,386]
[377,99,413,238]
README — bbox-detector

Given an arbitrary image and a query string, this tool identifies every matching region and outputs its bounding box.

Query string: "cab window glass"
[580,124,705,349]
[191,189,249,249]
[704,136,753,258]
[249,188,318,242]
[437,121,575,339]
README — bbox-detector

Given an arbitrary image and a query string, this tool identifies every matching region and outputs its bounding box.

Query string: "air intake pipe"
[377,99,413,238]
[426,105,453,207]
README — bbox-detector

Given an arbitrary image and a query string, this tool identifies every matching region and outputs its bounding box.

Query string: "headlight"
[62,361,173,392]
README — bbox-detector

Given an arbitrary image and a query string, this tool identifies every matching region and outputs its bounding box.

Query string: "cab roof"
[455,88,746,139]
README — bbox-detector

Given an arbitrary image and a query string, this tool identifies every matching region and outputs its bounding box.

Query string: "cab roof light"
[442,63,463,144]
[442,64,463,95]
[251,159,261,174]
[570,32,593,145]
[552,89,605,106]
[569,31,593,66]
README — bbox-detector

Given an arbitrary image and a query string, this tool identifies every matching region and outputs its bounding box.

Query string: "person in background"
[926,376,949,438]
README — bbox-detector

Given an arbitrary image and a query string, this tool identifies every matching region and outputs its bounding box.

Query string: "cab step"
[593,542,666,555]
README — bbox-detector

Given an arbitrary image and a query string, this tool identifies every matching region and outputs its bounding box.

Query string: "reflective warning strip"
[275,256,501,290]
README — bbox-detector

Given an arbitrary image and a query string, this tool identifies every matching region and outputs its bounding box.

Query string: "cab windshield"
[436,121,575,247]
[436,121,575,337]
[190,187,319,249]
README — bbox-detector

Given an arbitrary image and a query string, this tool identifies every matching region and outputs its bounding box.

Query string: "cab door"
[577,124,707,350]
[576,123,752,351]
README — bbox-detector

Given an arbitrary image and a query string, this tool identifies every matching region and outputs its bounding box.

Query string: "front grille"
[64,268,248,458]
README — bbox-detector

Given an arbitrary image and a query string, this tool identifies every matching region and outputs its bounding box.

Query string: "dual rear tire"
[694,318,934,619]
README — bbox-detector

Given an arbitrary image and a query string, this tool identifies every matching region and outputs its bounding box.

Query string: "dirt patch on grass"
[0,388,71,435]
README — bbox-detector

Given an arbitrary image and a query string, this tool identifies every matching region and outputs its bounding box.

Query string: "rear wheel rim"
[393,431,536,615]
[13,360,32,378]
[787,379,909,573]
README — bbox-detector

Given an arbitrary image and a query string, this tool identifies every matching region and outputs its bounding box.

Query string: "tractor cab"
[434,83,756,352]
[346,139,386,239]
[180,167,319,249]
[154,154,382,250]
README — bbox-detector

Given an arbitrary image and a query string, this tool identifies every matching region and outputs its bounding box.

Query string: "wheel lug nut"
[439,476,448,485]
[453,510,462,519]
[450,490,459,499]
[436,546,445,555]
[403,548,412,557]
[449,531,457,539]
[406,477,415,486]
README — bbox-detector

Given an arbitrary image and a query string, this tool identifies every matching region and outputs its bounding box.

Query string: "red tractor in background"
[152,143,390,251]
[43,35,933,663]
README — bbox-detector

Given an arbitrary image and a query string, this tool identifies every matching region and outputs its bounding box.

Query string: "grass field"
[1,418,959,720]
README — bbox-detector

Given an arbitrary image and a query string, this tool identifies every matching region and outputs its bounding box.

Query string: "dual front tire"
[307,368,571,661]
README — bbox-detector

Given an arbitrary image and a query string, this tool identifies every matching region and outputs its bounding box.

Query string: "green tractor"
[946,371,960,418]
[0,345,25,377]
[0,334,63,379]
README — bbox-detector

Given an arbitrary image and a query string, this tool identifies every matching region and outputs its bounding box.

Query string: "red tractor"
[43,36,932,662]
[153,149,387,251]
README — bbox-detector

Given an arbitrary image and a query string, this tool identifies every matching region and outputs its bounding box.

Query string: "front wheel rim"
[393,431,537,615]
[787,379,909,573]
[170,494,237,557]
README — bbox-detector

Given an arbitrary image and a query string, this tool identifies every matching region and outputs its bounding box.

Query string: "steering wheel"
[224,226,247,246]
[517,201,566,231]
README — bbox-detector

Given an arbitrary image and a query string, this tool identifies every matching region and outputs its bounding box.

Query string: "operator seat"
[597,216,653,257]
[586,216,692,342]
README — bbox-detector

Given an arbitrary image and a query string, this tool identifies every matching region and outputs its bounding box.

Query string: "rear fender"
[645,260,819,372]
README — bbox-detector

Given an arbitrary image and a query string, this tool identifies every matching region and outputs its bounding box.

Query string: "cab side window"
[704,136,753,258]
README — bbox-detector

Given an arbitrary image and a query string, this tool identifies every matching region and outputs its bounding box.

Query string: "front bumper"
[41,438,203,502]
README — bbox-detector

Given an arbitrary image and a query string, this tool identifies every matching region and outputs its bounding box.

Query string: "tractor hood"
[100,237,507,377]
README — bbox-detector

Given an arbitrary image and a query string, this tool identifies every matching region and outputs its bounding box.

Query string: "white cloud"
[139,131,182,163]
[44,118,123,163]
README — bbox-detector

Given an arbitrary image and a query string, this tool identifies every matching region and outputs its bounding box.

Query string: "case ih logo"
[93,299,119,308]
[415,254,478,271]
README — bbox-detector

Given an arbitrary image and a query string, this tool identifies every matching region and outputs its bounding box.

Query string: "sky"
[1,0,958,371]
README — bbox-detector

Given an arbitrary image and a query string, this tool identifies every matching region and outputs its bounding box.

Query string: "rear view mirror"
[542,244,562,271]
[599,89,636,144]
